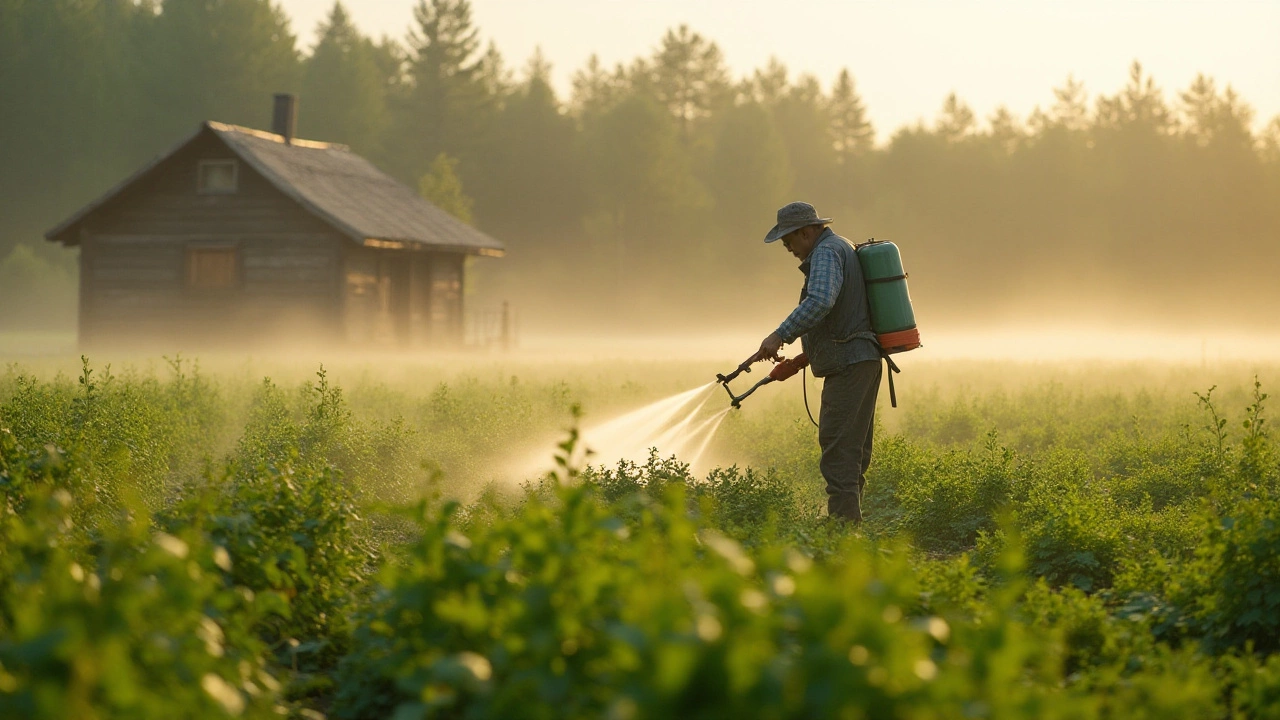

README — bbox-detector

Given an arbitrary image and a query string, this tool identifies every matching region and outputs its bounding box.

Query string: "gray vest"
[799,229,881,377]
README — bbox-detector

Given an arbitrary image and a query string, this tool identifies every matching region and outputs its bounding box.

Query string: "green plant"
[895,431,1018,553]
[2,358,1278,716]
[0,486,281,719]
[1239,378,1276,490]
[1167,494,1280,653]
[169,460,375,682]
[334,476,1093,719]
[576,450,798,535]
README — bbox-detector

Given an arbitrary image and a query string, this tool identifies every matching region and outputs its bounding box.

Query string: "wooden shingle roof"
[46,122,504,256]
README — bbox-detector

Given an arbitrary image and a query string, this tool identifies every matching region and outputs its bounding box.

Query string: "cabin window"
[197,160,238,194]
[186,246,238,290]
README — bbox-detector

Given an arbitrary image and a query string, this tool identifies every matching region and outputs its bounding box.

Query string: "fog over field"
[4,0,1280,354]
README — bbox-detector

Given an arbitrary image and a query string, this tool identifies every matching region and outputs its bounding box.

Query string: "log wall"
[78,132,344,348]
[65,128,472,350]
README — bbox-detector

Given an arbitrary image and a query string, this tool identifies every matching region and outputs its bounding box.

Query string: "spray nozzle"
[716,353,809,408]
[715,356,755,386]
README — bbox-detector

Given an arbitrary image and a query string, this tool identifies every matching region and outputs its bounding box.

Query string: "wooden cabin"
[45,95,504,350]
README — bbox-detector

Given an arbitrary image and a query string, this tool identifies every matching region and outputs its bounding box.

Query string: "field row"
[1,358,1277,718]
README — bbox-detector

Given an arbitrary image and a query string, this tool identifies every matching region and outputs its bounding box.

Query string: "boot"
[827,492,863,523]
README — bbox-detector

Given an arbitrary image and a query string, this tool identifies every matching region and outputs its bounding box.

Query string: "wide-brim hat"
[764,201,832,243]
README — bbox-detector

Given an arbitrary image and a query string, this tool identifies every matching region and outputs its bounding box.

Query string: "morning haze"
[2,0,1279,358]
[10,6,1280,717]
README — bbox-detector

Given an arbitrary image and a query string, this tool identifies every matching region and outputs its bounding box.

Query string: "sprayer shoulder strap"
[836,331,904,409]
[882,352,901,408]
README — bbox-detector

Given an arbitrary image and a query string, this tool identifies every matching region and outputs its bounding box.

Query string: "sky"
[276,0,1280,143]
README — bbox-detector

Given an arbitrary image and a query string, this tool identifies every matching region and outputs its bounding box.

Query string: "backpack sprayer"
[716,238,921,415]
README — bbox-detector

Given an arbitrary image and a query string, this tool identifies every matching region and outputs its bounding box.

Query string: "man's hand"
[754,332,784,362]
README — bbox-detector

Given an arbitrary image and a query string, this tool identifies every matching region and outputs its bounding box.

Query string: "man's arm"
[775,245,843,343]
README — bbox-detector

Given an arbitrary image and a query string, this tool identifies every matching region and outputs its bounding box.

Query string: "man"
[754,201,882,523]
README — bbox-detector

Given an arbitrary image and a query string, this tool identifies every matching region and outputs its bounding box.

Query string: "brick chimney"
[271,93,297,144]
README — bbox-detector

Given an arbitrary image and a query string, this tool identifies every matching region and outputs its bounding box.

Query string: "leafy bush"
[578,449,799,533]
[1021,582,1155,677]
[335,478,1092,719]
[894,431,1018,553]
[1101,429,1211,512]
[912,553,987,618]
[1155,493,1280,654]
[1217,651,1280,719]
[0,486,281,719]
[3,359,1279,716]
[169,461,374,676]
[1110,381,1280,653]
[0,358,225,517]
[234,368,423,506]
[1015,480,1126,591]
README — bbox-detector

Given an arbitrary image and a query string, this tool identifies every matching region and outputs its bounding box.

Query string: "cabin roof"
[45,121,505,256]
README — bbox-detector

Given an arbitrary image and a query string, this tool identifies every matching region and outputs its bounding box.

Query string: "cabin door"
[343,249,461,348]
[343,249,404,346]
[387,257,411,346]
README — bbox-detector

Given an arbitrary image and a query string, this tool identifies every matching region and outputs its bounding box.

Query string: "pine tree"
[773,74,835,202]
[936,92,975,142]
[649,25,731,140]
[1179,74,1255,150]
[394,0,492,183]
[1029,75,1090,134]
[1179,73,1218,147]
[473,49,583,240]
[829,69,874,159]
[570,55,627,118]
[140,0,301,140]
[1095,60,1173,135]
[581,94,707,277]
[1216,87,1256,149]
[987,106,1023,155]
[1261,117,1280,165]
[708,101,791,238]
[301,2,386,153]
[751,58,789,108]
[371,36,408,94]
[476,40,514,101]
[407,0,482,89]
[0,0,149,253]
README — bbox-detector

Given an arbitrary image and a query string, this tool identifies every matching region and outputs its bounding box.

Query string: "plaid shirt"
[776,232,843,344]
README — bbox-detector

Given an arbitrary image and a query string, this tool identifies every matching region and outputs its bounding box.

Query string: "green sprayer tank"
[855,240,921,354]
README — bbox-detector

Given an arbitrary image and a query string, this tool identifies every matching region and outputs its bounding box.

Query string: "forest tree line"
[3,0,1279,333]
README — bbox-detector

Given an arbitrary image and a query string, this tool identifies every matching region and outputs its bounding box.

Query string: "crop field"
[2,354,1279,719]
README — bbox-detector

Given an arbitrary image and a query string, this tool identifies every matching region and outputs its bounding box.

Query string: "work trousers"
[819,359,882,522]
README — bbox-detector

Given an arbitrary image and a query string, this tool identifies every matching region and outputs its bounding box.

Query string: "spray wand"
[716,353,809,409]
